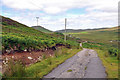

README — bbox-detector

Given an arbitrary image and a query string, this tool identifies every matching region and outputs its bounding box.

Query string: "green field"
[80,32,88,34]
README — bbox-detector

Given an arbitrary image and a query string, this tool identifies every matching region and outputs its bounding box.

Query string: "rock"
[38,56,42,61]
[12,56,14,58]
[24,49,27,52]
[6,50,11,54]
[28,57,32,60]
[3,60,7,65]
[38,57,41,60]
[6,58,8,61]
[3,61,5,63]
[35,60,38,63]
[6,60,8,63]
[110,41,113,42]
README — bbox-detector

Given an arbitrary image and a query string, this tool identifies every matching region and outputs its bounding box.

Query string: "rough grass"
[69,27,119,45]
[95,49,118,78]
[26,48,81,78]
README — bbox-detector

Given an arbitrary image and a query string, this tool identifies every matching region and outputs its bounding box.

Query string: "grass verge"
[26,48,81,78]
[95,49,118,78]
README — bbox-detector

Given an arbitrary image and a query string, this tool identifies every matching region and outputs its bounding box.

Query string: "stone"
[28,57,32,60]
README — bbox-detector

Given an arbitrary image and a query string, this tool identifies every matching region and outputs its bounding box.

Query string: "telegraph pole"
[64,18,67,42]
[36,17,39,26]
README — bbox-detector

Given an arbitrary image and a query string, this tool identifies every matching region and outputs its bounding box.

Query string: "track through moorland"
[44,48,107,78]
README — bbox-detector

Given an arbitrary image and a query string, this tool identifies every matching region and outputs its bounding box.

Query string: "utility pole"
[36,17,39,26]
[64,18,67,42]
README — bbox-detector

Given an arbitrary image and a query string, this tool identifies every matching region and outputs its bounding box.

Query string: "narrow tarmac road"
[44,48,107,78]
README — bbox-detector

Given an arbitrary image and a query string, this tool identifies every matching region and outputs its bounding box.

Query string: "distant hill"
[56,28,108,33]
[56,29,83,33]
[32,26,52,33]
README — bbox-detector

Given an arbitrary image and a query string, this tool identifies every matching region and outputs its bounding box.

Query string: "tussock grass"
[95,49,118,78]
[3,60,27,78]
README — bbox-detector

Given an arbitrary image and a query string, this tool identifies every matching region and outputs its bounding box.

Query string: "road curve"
[44,48,107,78]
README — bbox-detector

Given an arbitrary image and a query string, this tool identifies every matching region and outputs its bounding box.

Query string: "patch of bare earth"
[2,49,54,66]
[2,45,65,74]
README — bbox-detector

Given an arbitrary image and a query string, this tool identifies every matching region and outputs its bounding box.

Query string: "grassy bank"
[94,49,118,78]
[26,47,81,78]
[82,42,118,78]
[3,47,82,78]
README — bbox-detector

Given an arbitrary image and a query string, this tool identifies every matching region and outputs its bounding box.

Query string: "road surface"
[44,48,107,78]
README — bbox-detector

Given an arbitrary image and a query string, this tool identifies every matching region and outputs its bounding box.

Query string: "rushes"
[3,60,27,78]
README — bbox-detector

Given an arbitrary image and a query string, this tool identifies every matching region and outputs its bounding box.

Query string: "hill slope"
[32,26,52,33]
[69,27,119,45]
[56,28,108,33]
[1,16,78,53]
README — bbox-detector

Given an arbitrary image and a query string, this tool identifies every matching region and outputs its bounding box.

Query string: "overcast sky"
[1,0,119,31]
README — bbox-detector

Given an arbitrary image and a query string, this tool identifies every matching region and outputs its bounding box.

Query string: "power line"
[29,0,42,9]
[28,1,73,30]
